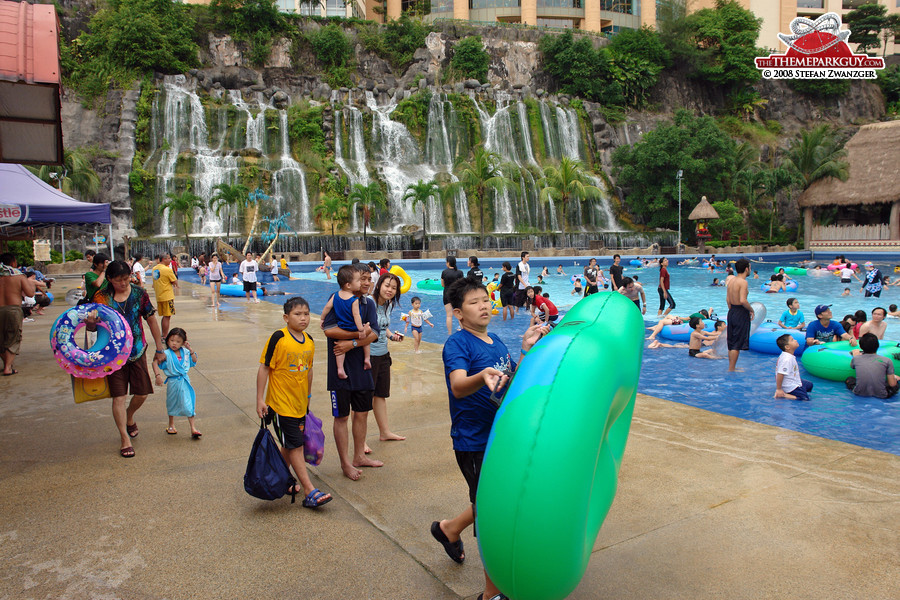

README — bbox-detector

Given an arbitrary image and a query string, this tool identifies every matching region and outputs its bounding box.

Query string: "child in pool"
[557,265,566,275]
[152,328,202,438]
[320,265,372,378]
[841,287,851,296]
[774,334,813,401]
[571,277,582,295]
[688,317,718,358]
[405,296,434,354]
[888,304,900,317]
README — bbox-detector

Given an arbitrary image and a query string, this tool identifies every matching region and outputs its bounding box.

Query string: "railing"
[430,17,612,38]
[811,224,891,241]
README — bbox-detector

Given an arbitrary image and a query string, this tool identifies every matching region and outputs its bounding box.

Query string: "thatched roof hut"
[798,120,900,209]
[798,120,900,249]
[688,196,719,220]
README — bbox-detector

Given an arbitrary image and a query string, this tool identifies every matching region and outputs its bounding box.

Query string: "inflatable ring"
[827,263,857,271]
[50,303,133,379]
[389,265,412,294]
[629,259,642,266]
[801,340,900,381]
[476,293,642,600]
[773,266,807,276]
[658,319,716,342]
[749,324,808,355]
[760,280,799,292]
[218,283,246,297]
[416,278,443,291]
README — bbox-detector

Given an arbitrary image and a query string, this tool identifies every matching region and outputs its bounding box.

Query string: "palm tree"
[348,182,387,245]
[783,124,850,190]
[401,179,441,251]
[314,195,350,246]
[28,147,101,199]
[242,188,270,255]
[454,147,512,249]
[162,190,205,250]
[209,182,250,237]
[538,157,603,239]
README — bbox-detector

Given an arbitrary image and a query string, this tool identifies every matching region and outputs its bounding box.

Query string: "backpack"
[244,419,297,502]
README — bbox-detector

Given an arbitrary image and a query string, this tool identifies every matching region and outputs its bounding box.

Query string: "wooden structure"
[798,121,900,252]
[688,195,719,251]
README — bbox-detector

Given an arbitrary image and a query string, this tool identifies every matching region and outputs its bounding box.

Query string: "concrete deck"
[1,281,898,600]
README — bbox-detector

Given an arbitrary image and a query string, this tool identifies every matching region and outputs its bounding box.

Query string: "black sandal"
[430,521,464,563]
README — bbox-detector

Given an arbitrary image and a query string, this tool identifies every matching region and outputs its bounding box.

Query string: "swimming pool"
[185,259,900,455]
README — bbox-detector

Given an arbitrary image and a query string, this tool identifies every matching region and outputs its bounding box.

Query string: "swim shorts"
[727,305,751,351]
[243,281,257,292]
[330,389,374,418]
[411,325,423,334]
[370,353,392,398]
[157,299,175,317]
[268,410,306,450]
[499,291,513,307]
[108,352,153,397]
[455,450,485,505]
[0,305,24,355]
[689,348,700,357]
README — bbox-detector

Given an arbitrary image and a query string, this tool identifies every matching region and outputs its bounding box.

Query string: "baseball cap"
[815,304,832,316]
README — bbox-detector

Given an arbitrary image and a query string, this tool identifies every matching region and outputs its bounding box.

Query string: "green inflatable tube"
[773,266,807,276]
[475,292,643,600]
[801,339,900,381]
[416,278,443,291]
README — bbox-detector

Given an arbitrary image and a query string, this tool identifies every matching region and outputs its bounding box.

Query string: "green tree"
[314,195,350,245]
[453,147,514,249]
[401,179,442,250]
[707,199,746,240]
[539,31,624,105]
[612,110,738,229]
[608,26,671,68]
[782,124,850,191]
[348,182,387,244]
[162,190,205,250]
[882,14,900,58]
[451,36,491,82]
[538,158,604,236]
[209,182,250,236]
[677,0,762,87]
[28,148,101,199]
[309,23,353,87]
[846,3,888,55]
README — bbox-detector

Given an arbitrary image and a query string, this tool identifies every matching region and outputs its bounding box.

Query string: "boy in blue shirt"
[805,304,857,347]
[777,297,805,330]
[431,276,547,600]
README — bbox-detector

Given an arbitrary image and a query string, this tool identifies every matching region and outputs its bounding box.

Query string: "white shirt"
[270,259,278,271]
[191,257,199,269]
[840,268,853,279]
[775,351,802,392]
[517,261,530,289]
[132,261,145,284]
[240,260,258,283]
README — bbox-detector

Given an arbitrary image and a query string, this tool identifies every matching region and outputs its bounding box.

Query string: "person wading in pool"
[726,258,754,372]
[859,307,888,339]
[805,305,856,348]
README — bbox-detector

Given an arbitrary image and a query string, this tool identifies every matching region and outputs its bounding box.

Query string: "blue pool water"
[183,259,900,455]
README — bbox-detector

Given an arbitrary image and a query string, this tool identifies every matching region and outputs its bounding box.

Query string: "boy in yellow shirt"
[149,252,178,337]
[256,296,332,509]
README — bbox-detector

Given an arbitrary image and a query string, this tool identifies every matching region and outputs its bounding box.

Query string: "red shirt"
[659,266,670,290]
[534,295,558,316]
[380,268,389,276]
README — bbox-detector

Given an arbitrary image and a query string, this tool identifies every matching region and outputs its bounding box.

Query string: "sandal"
[302,488,332,509]
[166,427,177,435]
[191,431,202,439]
[126,423,139,438]
[120,446,135,458]
[431,521,465,563]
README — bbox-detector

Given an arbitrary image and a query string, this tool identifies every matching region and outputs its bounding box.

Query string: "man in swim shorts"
[0,253,36,376]
[726,258,754,372]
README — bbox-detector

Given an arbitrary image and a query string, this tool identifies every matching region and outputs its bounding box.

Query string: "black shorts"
[500,291,513,307]
[689,348,700,357]
[727,305,751,351]
[370,353,392,398]
[330,389,374,418]
[584,284,598,296]
[455,450,485,504]
[243,281,257,292]
[108,352,153,397]
[268,411,306,450]
[513,289,527,307]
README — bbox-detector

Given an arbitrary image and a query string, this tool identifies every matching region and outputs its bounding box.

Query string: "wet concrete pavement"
[1,280,897,599]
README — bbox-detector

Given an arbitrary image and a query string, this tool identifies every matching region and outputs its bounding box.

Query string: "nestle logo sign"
[0,204,24,225]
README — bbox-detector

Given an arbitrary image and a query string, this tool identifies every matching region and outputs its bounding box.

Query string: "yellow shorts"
[157,299,175,317]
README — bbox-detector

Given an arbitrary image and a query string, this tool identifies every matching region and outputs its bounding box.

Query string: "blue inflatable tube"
[629,259,642,266]
[658,319,715,342]
[749,324,807,355]
[760,279,799,292]
[218,283,246,297]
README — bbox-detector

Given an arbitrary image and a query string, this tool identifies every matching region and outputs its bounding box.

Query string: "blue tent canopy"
[0,163,110,229]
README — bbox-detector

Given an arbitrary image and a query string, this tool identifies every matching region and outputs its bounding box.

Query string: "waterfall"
[423,93,471,233]
[228,91,269,152]
[272,110,313,233]
[334,95,370,232]
[556,106,582,160]
[539,102,561,160]
[516,102,539,168]
[366,91,445,233]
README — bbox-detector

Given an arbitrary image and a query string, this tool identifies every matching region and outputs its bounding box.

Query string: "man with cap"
[806,305,857,347]
[861,262,885,298]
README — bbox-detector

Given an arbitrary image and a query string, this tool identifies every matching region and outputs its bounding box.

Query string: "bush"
[539,31,625,106]
[450,36,490,82]
[608,26,671,68]
[357,16,430,70]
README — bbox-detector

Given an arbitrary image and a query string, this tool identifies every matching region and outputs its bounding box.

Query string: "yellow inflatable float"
[389,265,412,294]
